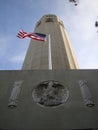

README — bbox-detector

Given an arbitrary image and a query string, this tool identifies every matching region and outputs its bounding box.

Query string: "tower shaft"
[22,14,79,70]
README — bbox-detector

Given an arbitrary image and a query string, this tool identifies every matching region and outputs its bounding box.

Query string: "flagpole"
[48,34,52,70]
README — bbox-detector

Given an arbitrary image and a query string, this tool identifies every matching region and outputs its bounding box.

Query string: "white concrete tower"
[22,14,79,70]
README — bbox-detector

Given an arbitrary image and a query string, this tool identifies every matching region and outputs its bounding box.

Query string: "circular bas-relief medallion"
[32,80,69,107]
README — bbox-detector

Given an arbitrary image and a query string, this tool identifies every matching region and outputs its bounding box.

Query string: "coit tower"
[22,14,79,70]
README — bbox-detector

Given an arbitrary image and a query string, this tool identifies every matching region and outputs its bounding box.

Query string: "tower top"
[41,14,58,18]
[40,14,62,23]
[35,14,64,32]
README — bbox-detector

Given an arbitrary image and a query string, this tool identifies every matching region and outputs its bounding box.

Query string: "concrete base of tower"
[0,70,98,130]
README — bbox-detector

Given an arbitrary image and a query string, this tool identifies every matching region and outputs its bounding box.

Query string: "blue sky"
[0,0,98,70]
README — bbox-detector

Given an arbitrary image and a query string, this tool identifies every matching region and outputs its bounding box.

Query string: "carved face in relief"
[32,80,69,107]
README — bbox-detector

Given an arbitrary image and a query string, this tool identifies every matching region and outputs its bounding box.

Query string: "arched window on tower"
[45,18,54,22]
[36,21,41,28]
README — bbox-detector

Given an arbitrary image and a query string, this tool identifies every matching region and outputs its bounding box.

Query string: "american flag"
[17,29,46,42]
